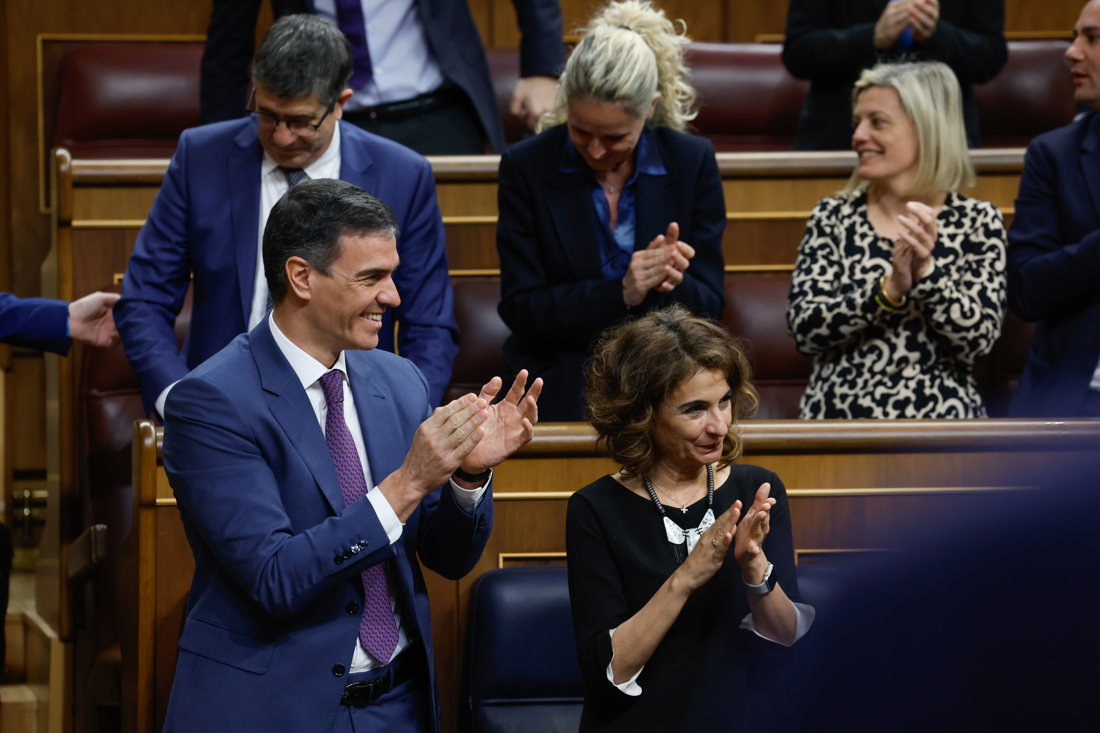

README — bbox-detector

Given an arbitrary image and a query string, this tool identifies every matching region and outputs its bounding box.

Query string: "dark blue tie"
[335,0,373,88]
[320,370,400,662]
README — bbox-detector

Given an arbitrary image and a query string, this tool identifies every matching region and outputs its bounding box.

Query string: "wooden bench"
[120,418,1100,733]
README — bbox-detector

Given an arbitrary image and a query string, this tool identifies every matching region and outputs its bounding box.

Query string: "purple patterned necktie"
[335,0,373,88]
[320,369,399,662]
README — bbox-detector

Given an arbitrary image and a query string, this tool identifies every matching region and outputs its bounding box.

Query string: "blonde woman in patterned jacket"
[787,61,1006,419]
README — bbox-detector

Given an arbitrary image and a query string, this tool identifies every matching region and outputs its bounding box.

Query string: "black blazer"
[1007,111,1100,416]
[496,124,726,419]
[782,0,1007,149]
[199,0,564,152]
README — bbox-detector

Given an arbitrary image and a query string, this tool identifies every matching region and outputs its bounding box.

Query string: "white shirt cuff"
[605,626,643,696]
[739,600,816,647]
[155,381,179,420]
[448,470,490,513]
[367,487,404,544]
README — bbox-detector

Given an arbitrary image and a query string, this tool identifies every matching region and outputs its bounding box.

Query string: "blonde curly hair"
[538,0,696,132]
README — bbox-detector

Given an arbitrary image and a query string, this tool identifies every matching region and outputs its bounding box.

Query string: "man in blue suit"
[115,14,458,418]
[162,179,541,731]
[1007,0,1100,417]
[199,0,564,153]
[1,290,120,354]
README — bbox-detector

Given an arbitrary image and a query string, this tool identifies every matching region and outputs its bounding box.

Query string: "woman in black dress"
[566,305,813,731]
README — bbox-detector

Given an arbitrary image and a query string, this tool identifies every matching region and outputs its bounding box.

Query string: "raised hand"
[886,200,938,302]
[734,482,776,582]
[460,370,543,474]
[678,499,742,591]
[908,0,940,41]
[874,0,913,49]
[622,222,696,306]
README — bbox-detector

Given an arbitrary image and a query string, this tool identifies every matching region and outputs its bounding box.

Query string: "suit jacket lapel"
[251,320,346,513]
[1080,114,1100,223]
[230,122,264,325]
[634,135,678,249]
[339,122,377,189]
[345,353,403,482]
[545,166,604,277]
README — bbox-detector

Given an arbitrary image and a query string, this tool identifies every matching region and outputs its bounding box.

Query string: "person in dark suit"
[496,0,726,421]
[161,178,541,732]
[1008,0,1100,417]
[782,0,1007,150]
[1,290,120,354]
[115,15,458,418]
[199,0,564,154]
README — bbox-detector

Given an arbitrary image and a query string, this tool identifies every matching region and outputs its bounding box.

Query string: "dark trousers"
[343,88,485,155]
[329,670,431,733]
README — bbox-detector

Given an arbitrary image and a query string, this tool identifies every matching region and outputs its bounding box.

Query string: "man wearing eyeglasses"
[115,14,458,419]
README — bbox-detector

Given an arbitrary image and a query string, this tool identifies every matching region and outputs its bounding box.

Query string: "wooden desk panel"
[122,418,1100,733]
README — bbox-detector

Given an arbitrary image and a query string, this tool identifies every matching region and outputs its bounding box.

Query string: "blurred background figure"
[567,305,812,732]
[782,0,1006,149]
[787,61,1006,418]
[496,0,725,421]
[199,0,564,154]
[770,448,1100,732]
[0,288,120,673]
[1007,0,1100,417]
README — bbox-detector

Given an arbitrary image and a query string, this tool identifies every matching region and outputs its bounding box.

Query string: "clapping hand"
[460,370,543,475]
[622,222,695,306]
[887,200,938,300]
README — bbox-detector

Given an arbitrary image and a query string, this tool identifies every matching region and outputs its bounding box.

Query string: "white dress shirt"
[268,313,486,671]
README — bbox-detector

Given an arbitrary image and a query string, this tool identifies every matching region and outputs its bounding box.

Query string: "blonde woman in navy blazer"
[496,0,726,421]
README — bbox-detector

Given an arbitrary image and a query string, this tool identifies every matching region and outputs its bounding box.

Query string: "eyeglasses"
[247,87,335,137]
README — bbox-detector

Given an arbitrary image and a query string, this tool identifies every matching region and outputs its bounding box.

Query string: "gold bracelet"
[873,293,896,312]
[879,275,907,308]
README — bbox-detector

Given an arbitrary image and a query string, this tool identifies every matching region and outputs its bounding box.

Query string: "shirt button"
[345,601,360,615]
[332,664,346,677]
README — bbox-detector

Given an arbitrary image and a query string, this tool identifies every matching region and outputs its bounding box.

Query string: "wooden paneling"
[123,419,1100,733]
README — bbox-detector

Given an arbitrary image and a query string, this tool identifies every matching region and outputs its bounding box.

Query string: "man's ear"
[284,256,313,302]
[333,88,355,120]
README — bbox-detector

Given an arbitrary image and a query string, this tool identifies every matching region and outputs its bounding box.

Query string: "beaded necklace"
[643,464,715,565]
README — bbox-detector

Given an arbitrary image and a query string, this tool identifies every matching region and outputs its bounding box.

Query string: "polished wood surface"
[122,418,1100,733]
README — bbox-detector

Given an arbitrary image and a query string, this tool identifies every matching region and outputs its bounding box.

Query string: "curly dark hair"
[585,305,758,478]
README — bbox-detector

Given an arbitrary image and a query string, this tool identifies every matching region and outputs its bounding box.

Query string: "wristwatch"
[743,562,777,595]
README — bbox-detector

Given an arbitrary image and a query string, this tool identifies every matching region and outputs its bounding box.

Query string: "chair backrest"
[688,42,809,152]
[466,565,584,733]
[54,42,202,158]
[975,39,1075,148]
[445,276,511,403]
[721,271,814,419]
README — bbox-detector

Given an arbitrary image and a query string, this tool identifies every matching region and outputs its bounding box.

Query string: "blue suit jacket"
[200,0,564,152]
[495,125,726,419]
[161,320,492,732]
[1007,111,1100,416]
[116,117,458,414]
[0,292,71,354]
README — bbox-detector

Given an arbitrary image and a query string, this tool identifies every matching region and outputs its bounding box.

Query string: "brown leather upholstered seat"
[54,43,202,159]
[974,39,1075,148]
[444,277,512,404]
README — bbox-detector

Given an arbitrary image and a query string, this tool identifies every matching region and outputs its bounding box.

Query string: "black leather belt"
[345,87,465,124]
[339,648,417,707]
